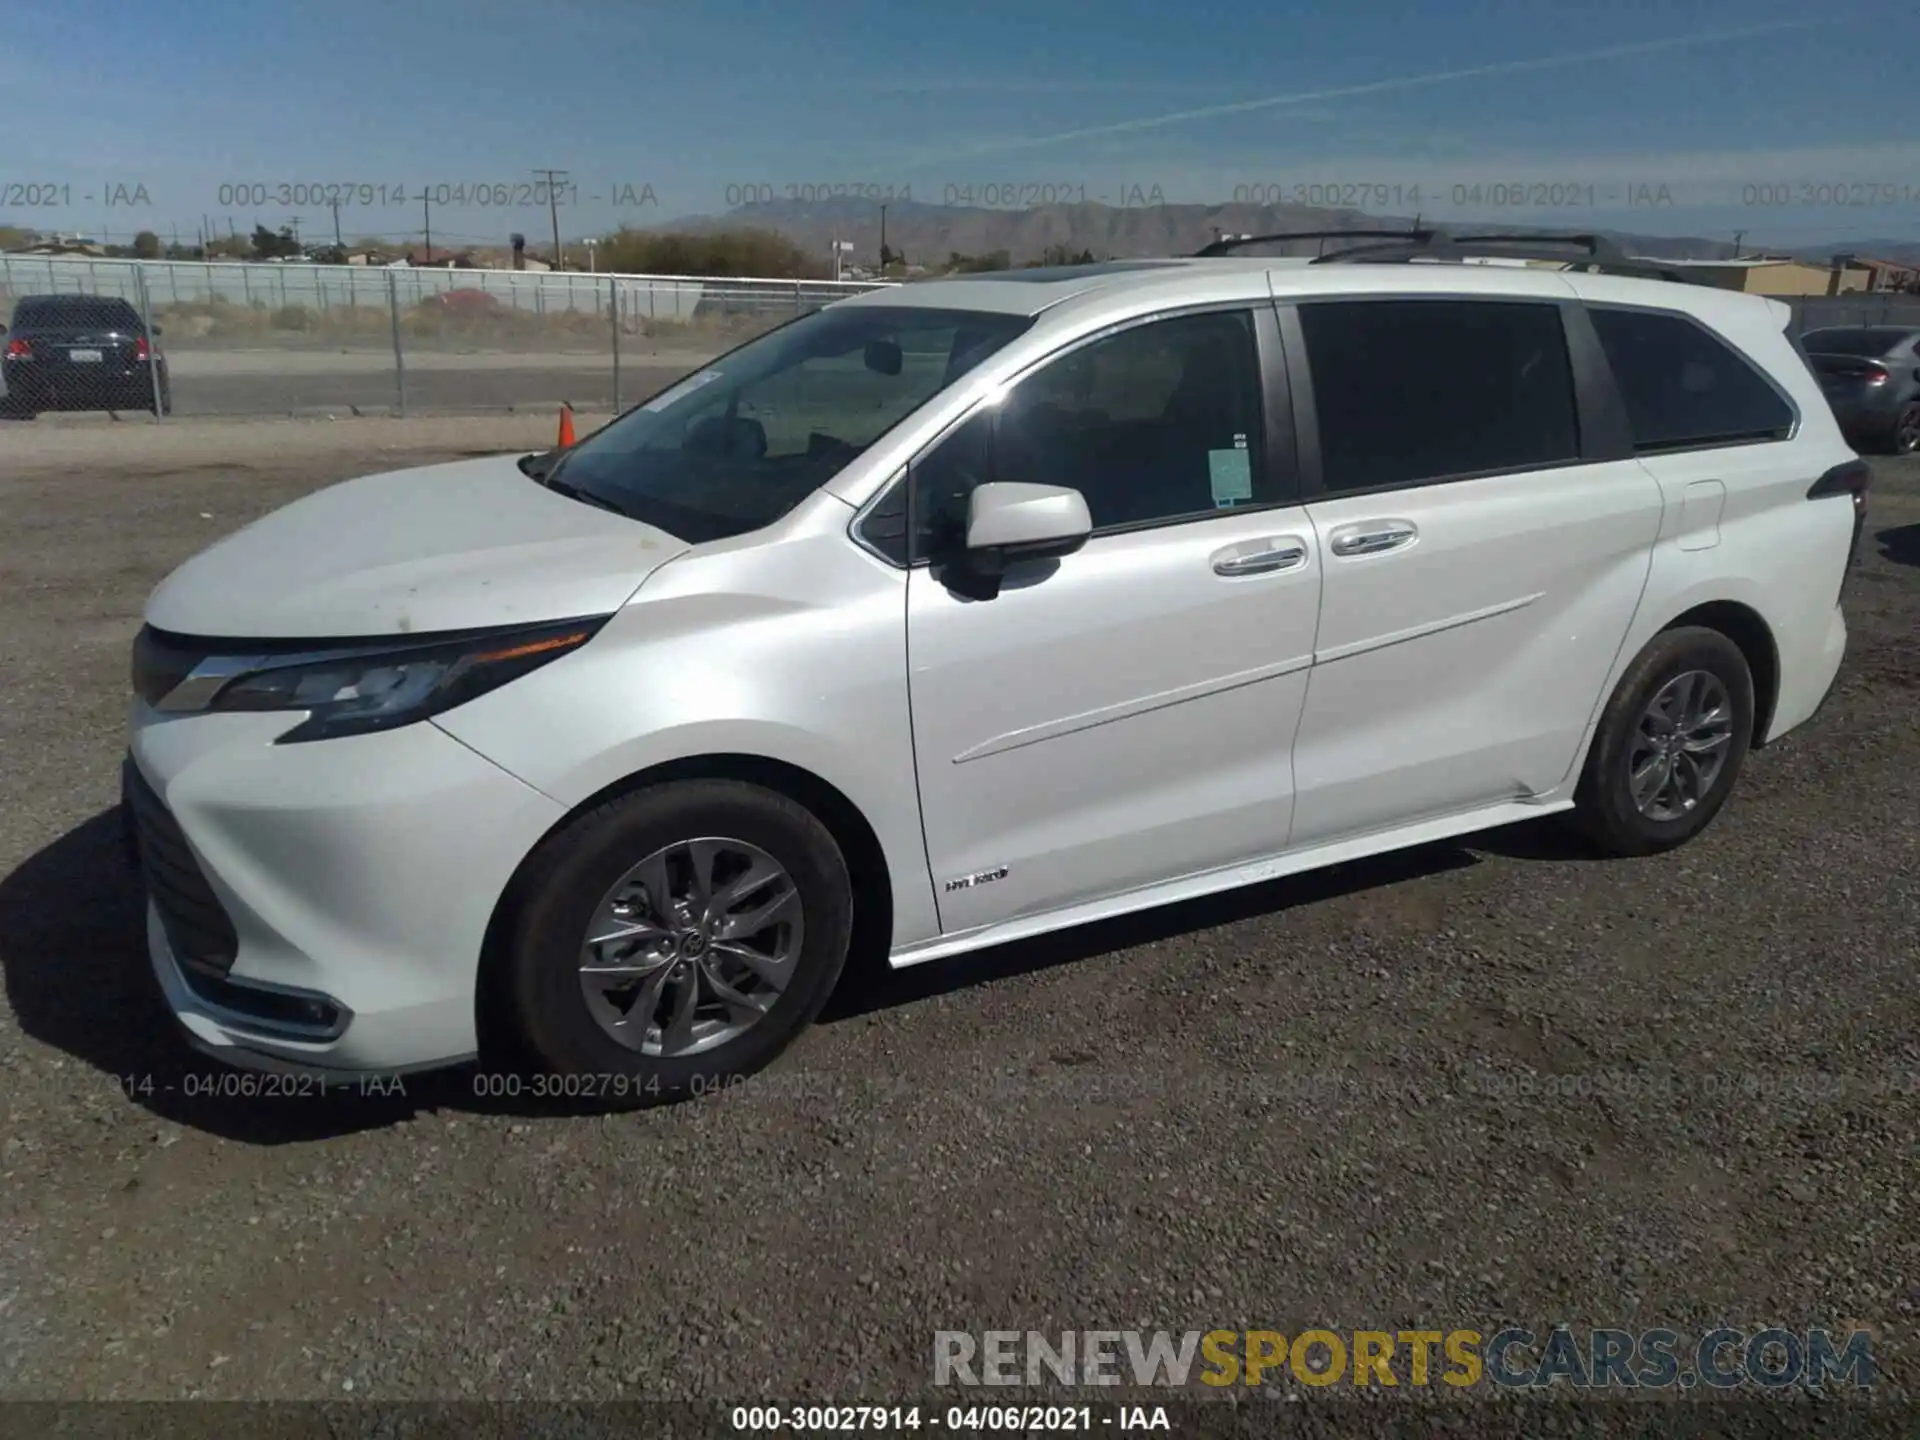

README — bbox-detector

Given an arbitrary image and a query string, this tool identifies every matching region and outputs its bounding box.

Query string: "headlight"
[135,617,607,743]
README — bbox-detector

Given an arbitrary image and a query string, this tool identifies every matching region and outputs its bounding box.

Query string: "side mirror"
[864,339,903,376]
[965,481,1092,562]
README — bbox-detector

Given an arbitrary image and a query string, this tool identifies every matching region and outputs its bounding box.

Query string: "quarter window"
[1300,299,1581,495]
[1589,306,1795,453]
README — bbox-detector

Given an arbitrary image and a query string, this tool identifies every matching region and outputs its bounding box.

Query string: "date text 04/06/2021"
[117,1071,404,1100]
[729,1405,1170,1431]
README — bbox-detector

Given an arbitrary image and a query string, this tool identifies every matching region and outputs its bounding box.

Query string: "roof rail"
[1191,227,1448,258]
[1310,231,1690,283]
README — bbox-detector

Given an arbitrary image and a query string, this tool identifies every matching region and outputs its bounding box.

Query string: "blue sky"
[5,0,1920,250]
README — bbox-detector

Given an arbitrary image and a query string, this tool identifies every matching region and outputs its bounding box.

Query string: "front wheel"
[1572,626,1755,857]
[503,779,853,1105]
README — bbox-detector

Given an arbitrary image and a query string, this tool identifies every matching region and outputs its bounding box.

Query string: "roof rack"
[1191,228,1448,258]
[1312,231,1689,283]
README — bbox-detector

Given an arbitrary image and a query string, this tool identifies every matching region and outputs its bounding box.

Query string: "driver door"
[902,305,1324,936]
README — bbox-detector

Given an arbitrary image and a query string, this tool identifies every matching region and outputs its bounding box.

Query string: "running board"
[887,797,1573,968]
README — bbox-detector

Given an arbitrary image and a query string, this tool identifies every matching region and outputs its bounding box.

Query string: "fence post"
[609,275,622,413]
[387,269,407,417]
[134,264,165,421]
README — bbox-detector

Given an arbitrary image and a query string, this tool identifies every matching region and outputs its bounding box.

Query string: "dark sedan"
[1801,325,1920,454]
[1,294,171,417]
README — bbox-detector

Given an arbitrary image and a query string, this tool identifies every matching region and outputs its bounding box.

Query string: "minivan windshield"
[544,304,1033,543]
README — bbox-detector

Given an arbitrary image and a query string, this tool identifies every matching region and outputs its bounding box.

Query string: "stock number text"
[724,183,911,206]
[1233,182,1420,209]
[214,181,585,209]
[1742,182,1920,209]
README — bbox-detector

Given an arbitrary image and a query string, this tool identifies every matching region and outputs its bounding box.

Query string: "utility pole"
[1732,230,1745,257]
[422,194,432,260]
[879,202,889,267]
[534,169,570,269]
[288,216,303,252]
[332,197,344,249]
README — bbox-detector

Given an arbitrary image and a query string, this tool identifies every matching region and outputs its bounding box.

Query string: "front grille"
[122,757,239,976]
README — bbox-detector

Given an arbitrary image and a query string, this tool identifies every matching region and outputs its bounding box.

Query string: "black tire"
[503,779,852,1106]
[1572,626,1755,857]
[1892,403,1920,456]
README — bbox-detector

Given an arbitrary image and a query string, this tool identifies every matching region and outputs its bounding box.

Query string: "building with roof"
[1634,256,1873,296]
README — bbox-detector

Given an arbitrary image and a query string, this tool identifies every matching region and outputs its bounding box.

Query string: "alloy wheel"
[577,837,803,1056]
[1627,669,1735,822]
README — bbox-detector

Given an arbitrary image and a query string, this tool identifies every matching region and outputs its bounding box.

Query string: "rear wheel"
[1573,626,1754,857]
[1893,402,1920,455]
[503,780,853,1105]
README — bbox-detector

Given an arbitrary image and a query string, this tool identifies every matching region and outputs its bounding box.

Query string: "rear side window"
[1300,299,1580,495]
[1589,307,1794,453]
[1800,327,1909,357]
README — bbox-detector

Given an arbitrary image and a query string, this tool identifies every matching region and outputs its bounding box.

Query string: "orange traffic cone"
[556,404,576,448]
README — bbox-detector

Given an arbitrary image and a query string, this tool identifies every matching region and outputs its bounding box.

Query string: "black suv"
[1,294,171,417]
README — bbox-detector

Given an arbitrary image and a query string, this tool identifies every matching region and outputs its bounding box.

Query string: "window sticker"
[1209,433,1254,507]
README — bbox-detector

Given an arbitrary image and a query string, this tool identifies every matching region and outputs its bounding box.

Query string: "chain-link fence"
[0,256,895,421]
[10,256,1920,423]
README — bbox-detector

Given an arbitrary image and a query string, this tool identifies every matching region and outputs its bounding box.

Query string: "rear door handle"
[1212,538,1309,577]
[1329,521,1418,558]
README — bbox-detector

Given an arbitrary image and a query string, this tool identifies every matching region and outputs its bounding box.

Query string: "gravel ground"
[0,434,1914,1417]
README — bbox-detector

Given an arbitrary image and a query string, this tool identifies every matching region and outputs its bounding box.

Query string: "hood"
[145,454,690,639]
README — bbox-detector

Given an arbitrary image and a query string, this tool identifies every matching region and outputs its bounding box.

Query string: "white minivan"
[124,245,1867,1101]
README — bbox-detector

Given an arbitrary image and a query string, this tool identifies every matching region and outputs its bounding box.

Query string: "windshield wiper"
[544,474,634,518]
[519,447,631,516]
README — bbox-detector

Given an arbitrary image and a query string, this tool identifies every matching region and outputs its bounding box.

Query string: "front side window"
[869,309,1273,563]
[1300,298,1580,495]
[1589,306,1795,453]
[546,305,1032,543]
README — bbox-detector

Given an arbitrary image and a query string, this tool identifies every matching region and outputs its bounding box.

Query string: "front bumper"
[126,706,568,1077]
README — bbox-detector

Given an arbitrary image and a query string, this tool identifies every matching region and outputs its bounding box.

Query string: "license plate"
[68,349,103,363]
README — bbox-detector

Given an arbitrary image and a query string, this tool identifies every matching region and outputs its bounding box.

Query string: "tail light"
[1864,364,1889,387]
[1808,458,1871,595]
[134,336,151,361]
[4,338,29,359]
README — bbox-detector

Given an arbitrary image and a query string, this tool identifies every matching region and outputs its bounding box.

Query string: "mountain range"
[648,196,1920,269]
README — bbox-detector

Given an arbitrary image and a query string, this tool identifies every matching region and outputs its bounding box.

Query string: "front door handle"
[1329,521,1417,558]
[1212,540,1308,577]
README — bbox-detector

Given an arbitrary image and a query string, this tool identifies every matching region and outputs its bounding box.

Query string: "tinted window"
[1800,327,1910,357]
[1301,299,1580,494]
[866,310,1276,565]
[989,309,1271,531]
[11,296,145,332]
[548,305,1030,544]
[1590,307,1794,452]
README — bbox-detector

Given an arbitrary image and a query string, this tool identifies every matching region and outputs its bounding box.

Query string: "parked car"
[1800,325,1920,453]
[1,294,171,416]
[124,252,1863,1101]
